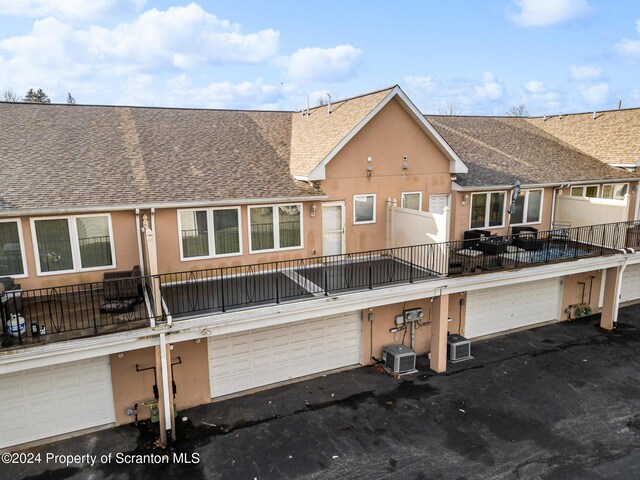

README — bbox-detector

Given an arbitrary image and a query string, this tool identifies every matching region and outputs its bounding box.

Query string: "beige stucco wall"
[321,98,452,254]
[15,210,140,290]
[154,202,322,275]
[561,270,602,320]
[362,294,462,364]
[109,339,210,425]
[451,187,556,240]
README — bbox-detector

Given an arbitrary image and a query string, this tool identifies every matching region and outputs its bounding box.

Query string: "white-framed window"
[511,189,543,225]
[248,204,303,253]
[570,185,598,198]
[601,183,628,200]
[401,192,422,211]
[0,219,28,278]
[353,194,376,224]
[178,207,242,260]
[31,214,116,275]
[469,192,506,229]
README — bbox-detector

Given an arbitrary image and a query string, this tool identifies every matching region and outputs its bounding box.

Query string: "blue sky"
[0,0,639,115]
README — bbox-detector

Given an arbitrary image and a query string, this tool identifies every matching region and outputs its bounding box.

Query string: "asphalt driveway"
[5,304,640,480]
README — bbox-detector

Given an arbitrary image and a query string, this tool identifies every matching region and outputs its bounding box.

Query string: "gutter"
[0,195,329,218]
[455,178,640,192]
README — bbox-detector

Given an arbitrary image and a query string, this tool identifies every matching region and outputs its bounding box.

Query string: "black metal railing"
[0,273,152,347]
[2,220,638,347]
[157,220,640,318]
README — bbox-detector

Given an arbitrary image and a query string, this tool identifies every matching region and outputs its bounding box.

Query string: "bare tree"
[506,104,528,117]
[2,89,19,102]
[437,102,463,115]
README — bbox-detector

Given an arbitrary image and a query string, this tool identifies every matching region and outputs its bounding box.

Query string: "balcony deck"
[2,220,638,351]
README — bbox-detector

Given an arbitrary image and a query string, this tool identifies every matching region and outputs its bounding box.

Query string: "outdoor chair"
[511,226,544,251]
[463,229,493,250]
[101,266,143,313]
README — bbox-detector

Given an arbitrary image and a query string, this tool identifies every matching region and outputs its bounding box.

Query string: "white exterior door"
[429,194,450,214]
[0,357,115,449]
[323,202,345,256]
[620,264,640,303]
[465,278,562,338]
[208,312,362,398]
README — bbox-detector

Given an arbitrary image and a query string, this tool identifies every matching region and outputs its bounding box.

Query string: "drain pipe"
[159,332,173,452]
[612,257,630,326]
[151,207,157,235]
[411,320,415,351]
[135,209,145,278]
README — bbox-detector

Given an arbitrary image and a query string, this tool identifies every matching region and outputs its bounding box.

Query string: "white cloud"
[569,65,601,80]
[280,45,362,82]
[508,0,592,27]
[404,72,505,114]
[0,0,142,20]
[520,80,562,112]
[524,80,546,93]
[578,83,609,105]
[0,4,280,80]
[615,38,640,57]
[614,18,640,58]
[118,76,283,109]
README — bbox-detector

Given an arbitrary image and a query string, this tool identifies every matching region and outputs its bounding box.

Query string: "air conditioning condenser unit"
[447,334,472,362]
[382,344,417,374]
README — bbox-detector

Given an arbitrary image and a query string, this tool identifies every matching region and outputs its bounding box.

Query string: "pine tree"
[24,88,51,104]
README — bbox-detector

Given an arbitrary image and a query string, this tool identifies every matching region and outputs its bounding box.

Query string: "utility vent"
[382,344,417,374]
[447,334,472,363]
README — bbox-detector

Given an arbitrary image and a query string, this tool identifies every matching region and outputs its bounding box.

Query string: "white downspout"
[159,333,173,449]
[135,209,145,277]
[151,207,157,236]
[550,184,569,227]
[612,257,630,326]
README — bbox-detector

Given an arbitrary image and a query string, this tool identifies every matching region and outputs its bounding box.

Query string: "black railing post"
[275,262,280,304]
[11,292,23,344]
[324,263,329,296]
[220,269,226,313]
[368,251,373,289]
[410,246,414,283]
[90,285,98,333]
[600,225,606,254]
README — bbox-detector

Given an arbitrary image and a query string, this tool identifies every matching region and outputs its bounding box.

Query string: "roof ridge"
[303,86,396,113]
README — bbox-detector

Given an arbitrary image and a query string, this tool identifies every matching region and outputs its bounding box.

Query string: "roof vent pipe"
[327,93,332,115]
[543,115,546,121]
[618,99,622,110]
[592,111,596,120]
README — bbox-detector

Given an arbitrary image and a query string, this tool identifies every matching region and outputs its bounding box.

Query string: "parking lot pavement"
[5,303,640,480]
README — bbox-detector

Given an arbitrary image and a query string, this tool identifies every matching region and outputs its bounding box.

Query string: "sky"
[0,0,639,115]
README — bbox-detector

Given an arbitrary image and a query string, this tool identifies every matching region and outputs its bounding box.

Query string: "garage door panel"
[0,357,115,449]
[466,279,561,338]
[621,264,640,303]
[209,313,362,398]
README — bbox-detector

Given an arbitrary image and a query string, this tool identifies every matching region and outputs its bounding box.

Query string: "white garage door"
[465,278,562,339]
[0,357,115,449]
[620,264,640,303]
[209,312,362,397]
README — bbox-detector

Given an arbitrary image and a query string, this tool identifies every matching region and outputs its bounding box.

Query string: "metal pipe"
[135,209,145,277]
[411,319,415,350]
[612,257,630,326]
[159,333,173,450]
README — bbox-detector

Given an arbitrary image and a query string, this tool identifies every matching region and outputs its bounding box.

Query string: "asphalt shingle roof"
[0,103,320,212]
[526,108,640,166]
[290,87,394,178]
[425,115,639,187]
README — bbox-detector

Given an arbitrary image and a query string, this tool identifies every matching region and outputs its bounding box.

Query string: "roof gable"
[290,86,467,180]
